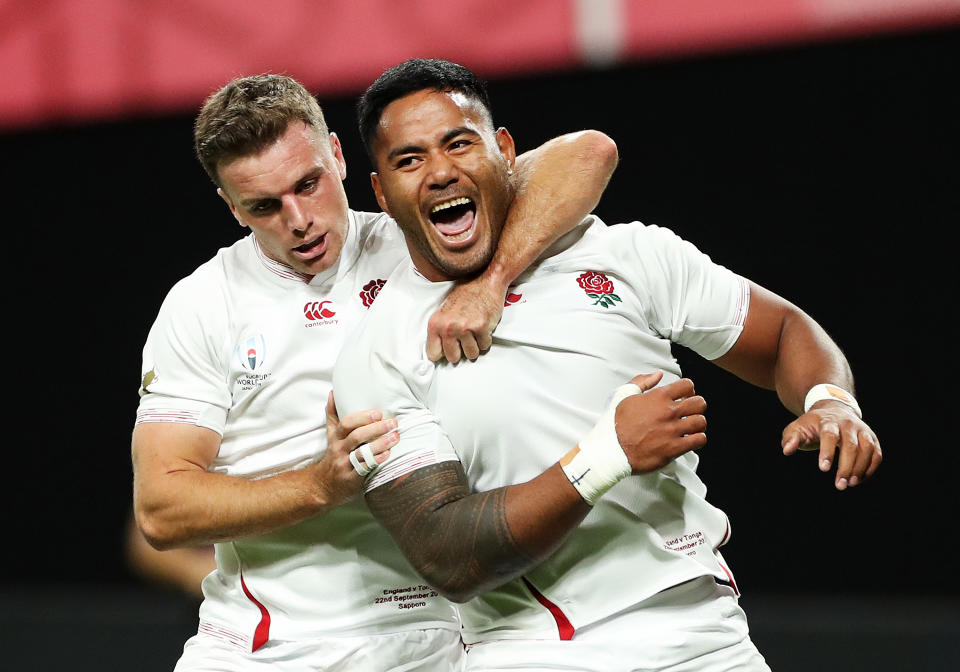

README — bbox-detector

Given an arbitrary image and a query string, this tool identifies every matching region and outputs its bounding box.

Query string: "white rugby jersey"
[333,216,751,645]
[136,210,458,650]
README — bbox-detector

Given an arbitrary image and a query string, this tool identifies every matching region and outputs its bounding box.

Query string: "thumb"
[326,390,339,423]
[628,370,664,393]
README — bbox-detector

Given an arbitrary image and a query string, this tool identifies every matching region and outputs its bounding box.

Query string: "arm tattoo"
[366,461,535,602]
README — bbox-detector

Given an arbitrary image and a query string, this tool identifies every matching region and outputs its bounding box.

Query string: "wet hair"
[193,74,329,187]
[356,58,493,163]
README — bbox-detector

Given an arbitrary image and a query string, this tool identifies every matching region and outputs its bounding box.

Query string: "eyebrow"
[238,167,324,208]
[385,126,479,161]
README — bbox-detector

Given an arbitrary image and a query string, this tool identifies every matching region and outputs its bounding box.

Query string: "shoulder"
[334,266,446,392]
[531,216,682,274]
[350,264,442,346]
[153,237,253,325]
[350,210,405,251]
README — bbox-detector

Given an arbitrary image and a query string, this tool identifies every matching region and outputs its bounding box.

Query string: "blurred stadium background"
[2,1,958,669]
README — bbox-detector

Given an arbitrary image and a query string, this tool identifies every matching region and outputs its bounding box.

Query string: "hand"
[426,275,505,363]
[781,401,882,490]
[317,392,399,505]
[614,372,708,474]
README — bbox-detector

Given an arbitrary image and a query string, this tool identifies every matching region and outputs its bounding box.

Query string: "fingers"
[438,329,492,364]
[676,394,707,418]
[426,331,443,362]
[342,417,398,451]
[834,426,883,490]
[427,323,490,364]
[656,377,696,401]
[425,284,499,363]
[782,411,882,490]
[333,408,384,438]
[476,329,493,354]
[862,430,883,479]
[676,410,707,436]
[364,427,400,463]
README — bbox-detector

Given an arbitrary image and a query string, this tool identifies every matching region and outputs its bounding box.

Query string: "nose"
[426,152,459,191]
[281,194,309,233]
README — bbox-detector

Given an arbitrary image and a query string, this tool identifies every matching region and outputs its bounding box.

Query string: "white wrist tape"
[561,383,640,505]
[803,383,862,418]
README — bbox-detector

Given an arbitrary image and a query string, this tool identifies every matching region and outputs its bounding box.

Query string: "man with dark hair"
[334,58,882,671]
[132,72,618,670]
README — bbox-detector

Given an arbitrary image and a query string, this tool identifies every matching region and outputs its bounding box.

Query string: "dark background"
[2,25,957,669]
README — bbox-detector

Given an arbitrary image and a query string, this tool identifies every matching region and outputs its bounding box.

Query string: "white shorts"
[464,577,770,672]
[174,627,464,672]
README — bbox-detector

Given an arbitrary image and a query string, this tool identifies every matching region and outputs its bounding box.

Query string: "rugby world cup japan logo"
[359,279,386,308]
[577,271,621,308]
[237,335,267,371]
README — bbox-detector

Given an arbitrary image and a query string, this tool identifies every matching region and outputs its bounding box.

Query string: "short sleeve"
[623,224,750,360]
[332,280,460,493]
[136,276,230,434]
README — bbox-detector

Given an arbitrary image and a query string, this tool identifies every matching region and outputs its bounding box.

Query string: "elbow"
[442,587,479,604]
[134,506,184,551]
[419,571,481,604]
[415,554,514,604]
[578,129,619,176]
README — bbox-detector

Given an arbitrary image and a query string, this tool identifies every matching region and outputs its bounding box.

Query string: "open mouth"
[429,197,476,242]
[293,233,326,257]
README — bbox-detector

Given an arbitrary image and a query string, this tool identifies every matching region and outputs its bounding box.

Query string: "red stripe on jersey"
[717,560,739,596]
[714,520,739,596]
[522,577,574,640]
[240,572,271,652]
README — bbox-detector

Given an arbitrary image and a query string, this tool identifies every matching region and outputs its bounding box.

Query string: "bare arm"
[714,282,882,489]
[366,374,706,602]
[124,510,215,599]
[132,394,398,549]
[426,130,619,362]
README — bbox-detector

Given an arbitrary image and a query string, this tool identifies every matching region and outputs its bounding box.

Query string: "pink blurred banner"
[2,0,957,130]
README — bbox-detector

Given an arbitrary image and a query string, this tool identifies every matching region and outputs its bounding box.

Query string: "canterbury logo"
[304,300,336,321]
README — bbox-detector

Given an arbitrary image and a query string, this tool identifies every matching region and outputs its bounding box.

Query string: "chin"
[438,250,494,280]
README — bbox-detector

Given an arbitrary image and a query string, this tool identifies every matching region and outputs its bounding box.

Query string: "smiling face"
[369,89,516,282]
[217,121,350,278]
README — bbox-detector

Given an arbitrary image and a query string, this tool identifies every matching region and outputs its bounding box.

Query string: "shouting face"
[369,89,516,281]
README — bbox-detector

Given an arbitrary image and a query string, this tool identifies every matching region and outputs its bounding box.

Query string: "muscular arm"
[426,130,619,361]
[367,462,588,603]
[490,130,619,295]
[132,395,398,550]
[124,510,215,599]
[365,375,706,603]
[714,282,882,488]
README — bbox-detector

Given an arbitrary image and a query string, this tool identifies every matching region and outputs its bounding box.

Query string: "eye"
[394,156,421,170]
[449,138,472,151]
[249,200,279,215]
[298,178,319,194]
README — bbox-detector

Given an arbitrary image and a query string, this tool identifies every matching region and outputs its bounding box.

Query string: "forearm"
[772,309,854,415]
[366,461,589,603]
[134,463,333,550]
[717,282,855,415]
[486,130,618,292]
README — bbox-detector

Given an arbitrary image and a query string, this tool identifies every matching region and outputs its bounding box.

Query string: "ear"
[496,127,517,173]
[217,188,247,228]
[329,132,347,180]
[370,172,391,216]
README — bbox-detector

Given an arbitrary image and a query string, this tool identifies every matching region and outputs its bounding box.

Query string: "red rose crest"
[577,271,621,308]
[359,279,386,308]
[504,291,523,307]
